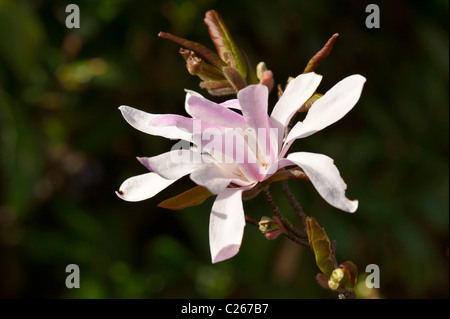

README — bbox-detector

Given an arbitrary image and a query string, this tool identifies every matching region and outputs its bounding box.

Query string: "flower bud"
[256,62,267,80]
[257,62,274,91]
[328,268,345,290]
[259,216,283,240]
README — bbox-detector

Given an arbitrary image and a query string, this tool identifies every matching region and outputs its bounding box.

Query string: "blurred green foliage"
[0,0,448,298]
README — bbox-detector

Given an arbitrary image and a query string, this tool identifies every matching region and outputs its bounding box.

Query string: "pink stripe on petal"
[238,85,275,166]
[220,99,241,110]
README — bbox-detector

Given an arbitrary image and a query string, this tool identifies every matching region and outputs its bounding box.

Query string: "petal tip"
[346,199,359,213]
[350,74,367,84]
[115,190,125,199]
[211,244,241,264]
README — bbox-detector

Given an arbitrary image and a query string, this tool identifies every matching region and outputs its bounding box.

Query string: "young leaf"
[179,48,225,81]
[158,186,213,210]
[306,217,335,277]
[340,261,358,288]
[158,31,226,69]
[204,10,247,79]
[303,33,339,74]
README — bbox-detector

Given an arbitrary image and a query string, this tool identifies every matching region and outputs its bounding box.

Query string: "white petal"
[116,172,175,202]
[283,152,358,213]
[270,72,323,145]
[137,149,209,180]
[285,74,366,144]
[209,188,245,263]
[119,105,192,141]
[190,164,232,194]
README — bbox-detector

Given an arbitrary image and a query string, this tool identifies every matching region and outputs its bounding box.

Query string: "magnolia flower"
[116,72,366,263]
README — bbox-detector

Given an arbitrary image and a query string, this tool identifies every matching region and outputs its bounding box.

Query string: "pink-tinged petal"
[281,152,358,213]
[137,150,209,180]
[116,172,175,202]
[190,164,232,194]
[238,84,269,130]
[185,90,241,110]
[220,99,240,110]
[209,188,245,263]
[119,105,192,141]
[149,114,194,132]
[270,72,323,145]
[285,74,366,144]
[238,85,277,165]
[185,94,246,128]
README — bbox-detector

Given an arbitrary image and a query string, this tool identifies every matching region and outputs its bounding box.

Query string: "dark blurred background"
[0,0,448,298]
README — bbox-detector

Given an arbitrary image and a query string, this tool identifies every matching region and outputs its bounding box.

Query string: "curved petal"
[116,172,175,202]
[281,152,358,213]
[119,105,192,141]
[270,72,323,145]
[185,89,240,111]
[209,188,245,263]
[190,164,232,194]
[185,93,246,128]
[137,149,210,180]
[220,98,240,110]
[285,74,366,144]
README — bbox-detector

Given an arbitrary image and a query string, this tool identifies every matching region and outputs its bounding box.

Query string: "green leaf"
[204,10,247,79]
[158,186,213,210]
[306,217,335,277]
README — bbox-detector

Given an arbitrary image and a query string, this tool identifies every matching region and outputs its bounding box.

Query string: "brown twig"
[281,180,308,233]
[245,214,260,227]
[262,186,309,247]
